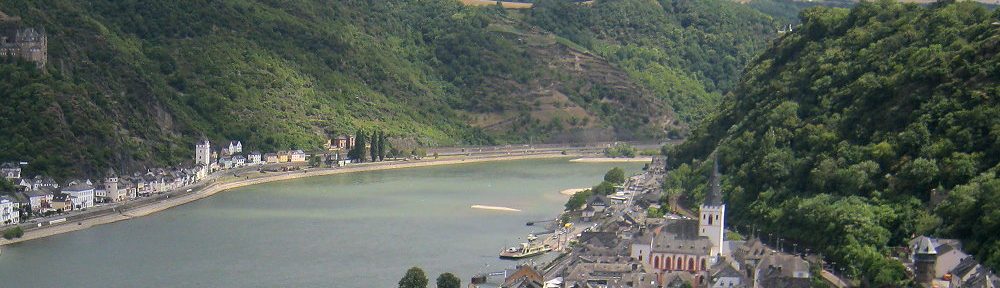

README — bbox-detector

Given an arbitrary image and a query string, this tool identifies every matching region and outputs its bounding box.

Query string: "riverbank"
[0,153,577,246]
[558,188,588,196]
[569,157,653,163]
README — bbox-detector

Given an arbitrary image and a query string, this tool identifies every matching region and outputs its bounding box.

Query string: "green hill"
[0,0,784,178]
[524,0,781,125]
[669,1,999,284]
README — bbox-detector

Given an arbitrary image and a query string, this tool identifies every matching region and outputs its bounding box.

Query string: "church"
[632,159,728,278]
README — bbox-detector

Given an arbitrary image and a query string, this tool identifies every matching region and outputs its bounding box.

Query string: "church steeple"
[700,154,726,258]
[705,155,723,206]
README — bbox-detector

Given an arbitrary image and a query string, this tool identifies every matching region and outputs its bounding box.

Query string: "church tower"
[700,157,726,257]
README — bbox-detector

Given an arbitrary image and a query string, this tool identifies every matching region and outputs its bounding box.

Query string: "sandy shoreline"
[470,205,522,212]
[569,157,653,163]
[559,188,589,196]
[0,153,572,246]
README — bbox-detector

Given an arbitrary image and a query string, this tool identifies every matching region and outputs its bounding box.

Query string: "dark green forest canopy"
[669,0,999,285]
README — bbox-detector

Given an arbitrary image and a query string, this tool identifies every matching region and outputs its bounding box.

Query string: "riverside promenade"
[0,146,610,246]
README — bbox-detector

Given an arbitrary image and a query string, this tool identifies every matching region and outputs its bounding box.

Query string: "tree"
[371,130,379,162]
[378,132,388,161]
[436,273,460,288]
[0,178,16,194]
[564,189,592,211]
[349,130,367,162]
[593,181,615,195]
[2,226,23,240]
[399,267,428,288]
[604,167,626,184]
[308,155,321,167]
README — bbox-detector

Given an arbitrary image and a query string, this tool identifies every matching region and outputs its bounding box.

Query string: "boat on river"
[499,241,551,259]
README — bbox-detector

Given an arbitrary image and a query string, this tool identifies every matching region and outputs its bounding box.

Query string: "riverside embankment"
[0,150,593,246]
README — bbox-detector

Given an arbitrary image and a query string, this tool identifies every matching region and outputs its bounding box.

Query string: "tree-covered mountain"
[0,0,786,178]
[669,1,999,285]
[524,0,781,125]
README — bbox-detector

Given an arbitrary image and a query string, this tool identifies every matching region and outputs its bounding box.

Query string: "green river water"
[0,158,640,288]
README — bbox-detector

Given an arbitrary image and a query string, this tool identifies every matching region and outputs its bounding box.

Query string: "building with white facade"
[62,184,95,209]
[290,150,307,162]
[1,162,21,180]
[0,196,20,226]
[22,188,54,213]
[248,151,262,165]
[228,140,242,155]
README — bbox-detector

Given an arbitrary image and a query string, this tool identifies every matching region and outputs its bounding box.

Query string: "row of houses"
[199,140,314,171]
[4,166,205,219]
[0,135,370,228]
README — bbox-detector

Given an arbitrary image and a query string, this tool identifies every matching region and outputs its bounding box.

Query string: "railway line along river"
[0,158,641,287]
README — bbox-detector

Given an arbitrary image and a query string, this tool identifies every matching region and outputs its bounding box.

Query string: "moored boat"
[499,241,551,259]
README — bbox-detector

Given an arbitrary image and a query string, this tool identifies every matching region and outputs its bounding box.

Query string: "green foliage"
[399,267,428,288]
[604,167,626,184]
[0,178,16,194]
[565,189,593,211]
[349,130,367,162]
[669,0,1000,280]
[603,143,636,158]
[646,207,664,218]
[526,0,782,125]
[435,273,460,288]
[307,155,321,168]
[2,226,23,240]
[592,181,616,196]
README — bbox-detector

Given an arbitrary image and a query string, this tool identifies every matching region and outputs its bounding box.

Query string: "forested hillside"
[0,0,786,178]
[668,1,999,285]
[524,0,780,124]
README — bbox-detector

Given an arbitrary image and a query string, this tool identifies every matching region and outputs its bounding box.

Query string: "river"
[0,158,641,287]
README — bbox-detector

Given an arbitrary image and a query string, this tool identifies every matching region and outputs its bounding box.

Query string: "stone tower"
[914,237,938,285]
[196,140,211,166]
[104,168,119,202]
[700,156,726,257]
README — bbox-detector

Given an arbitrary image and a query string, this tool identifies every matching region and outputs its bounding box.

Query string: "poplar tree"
[370,130,379,162]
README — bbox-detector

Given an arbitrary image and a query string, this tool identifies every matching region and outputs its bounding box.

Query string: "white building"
[219,156,233,169]
[62,184,95,209]
[233,155,246,167]
[0,196,20,226]
[195,140,212,166]
[228,140,242,154]
[1,162,21,180]
[290,150,307,162]
[248,151,262,165]
[22,188,54,213]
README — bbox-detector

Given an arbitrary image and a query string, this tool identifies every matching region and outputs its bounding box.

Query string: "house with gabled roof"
[1,162,21,180]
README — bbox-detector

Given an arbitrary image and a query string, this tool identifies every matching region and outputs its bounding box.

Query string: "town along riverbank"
[0,158,642,288]
[0,152,589,246]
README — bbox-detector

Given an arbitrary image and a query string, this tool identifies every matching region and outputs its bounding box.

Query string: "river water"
[0,158,640,287]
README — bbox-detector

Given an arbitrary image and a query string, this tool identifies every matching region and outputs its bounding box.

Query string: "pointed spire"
[705,154,723,206]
